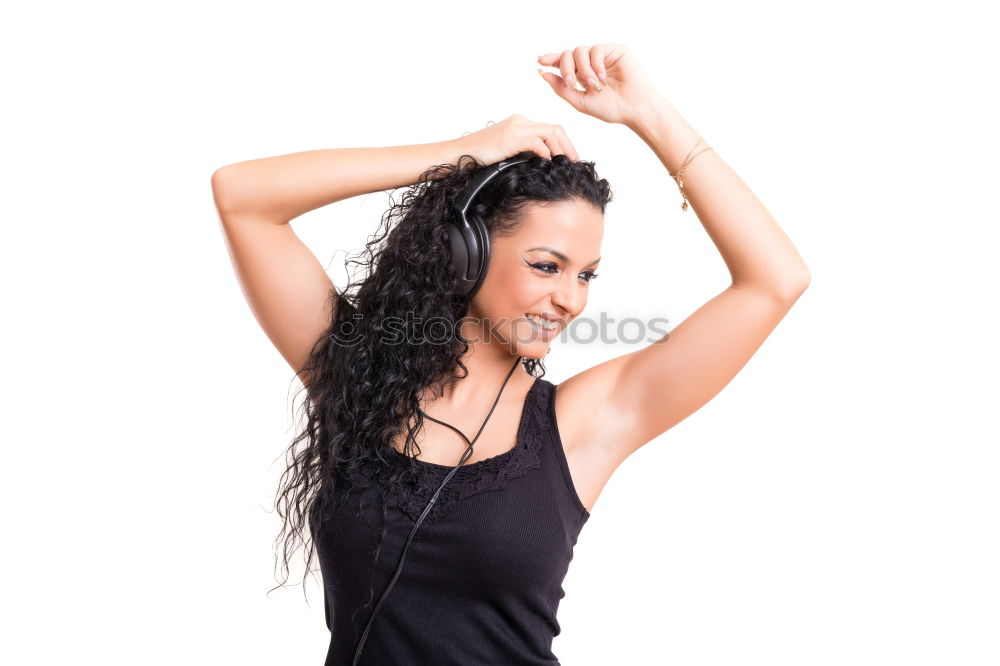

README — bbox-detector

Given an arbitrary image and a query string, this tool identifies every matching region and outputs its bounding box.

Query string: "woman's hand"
[457,114,580,165]
[537,43,661,126]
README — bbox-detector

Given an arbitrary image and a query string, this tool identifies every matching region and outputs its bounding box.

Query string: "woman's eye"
[529,262,558,274]
[530,262,599,283]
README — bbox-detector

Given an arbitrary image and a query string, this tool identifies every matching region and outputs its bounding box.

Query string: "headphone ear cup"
[467,213,490,299]
[449,151,534,298]
[448,211,491,299]
[447,223,471,295]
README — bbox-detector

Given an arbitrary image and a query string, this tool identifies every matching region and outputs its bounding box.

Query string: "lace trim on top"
[357,377,546,526]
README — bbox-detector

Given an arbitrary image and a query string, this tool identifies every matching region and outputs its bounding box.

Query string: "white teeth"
[527,314,558,330]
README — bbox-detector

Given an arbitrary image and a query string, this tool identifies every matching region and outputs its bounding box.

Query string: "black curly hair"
[265,151,613,617]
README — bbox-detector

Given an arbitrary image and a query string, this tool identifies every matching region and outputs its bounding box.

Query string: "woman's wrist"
[625,96,704,174]
[624,93,676,134]
[441,135,479,167]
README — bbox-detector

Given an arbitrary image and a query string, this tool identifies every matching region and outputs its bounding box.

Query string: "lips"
[525,313,563,331]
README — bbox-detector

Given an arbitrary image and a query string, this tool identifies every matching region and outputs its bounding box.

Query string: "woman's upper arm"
[213,184,337,380]
[561,284,806,466]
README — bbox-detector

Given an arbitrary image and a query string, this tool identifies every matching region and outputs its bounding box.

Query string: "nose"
[550,276,585,319]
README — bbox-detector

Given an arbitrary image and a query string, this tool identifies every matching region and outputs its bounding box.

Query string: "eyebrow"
[528,246,601,267]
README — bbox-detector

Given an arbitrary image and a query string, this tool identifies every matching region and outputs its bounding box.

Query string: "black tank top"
[312,376,591,665]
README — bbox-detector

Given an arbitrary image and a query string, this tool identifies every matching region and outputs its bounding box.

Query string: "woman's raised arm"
[538,44,811,465]
[210,139,466,385]
[211,140,467,222]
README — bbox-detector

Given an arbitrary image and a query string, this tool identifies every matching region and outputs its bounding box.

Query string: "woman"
[211,43,809,666]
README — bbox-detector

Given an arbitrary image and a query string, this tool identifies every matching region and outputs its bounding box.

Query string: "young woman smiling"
[212,42,809,666]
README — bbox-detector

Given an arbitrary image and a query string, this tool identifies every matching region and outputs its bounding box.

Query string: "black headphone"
[351,152,536,665]
[447,151,538,298]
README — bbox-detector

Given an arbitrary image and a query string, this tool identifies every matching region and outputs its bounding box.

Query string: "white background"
[3,0,998,664]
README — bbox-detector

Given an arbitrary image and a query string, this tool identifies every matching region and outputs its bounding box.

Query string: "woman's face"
[466,198,605,359]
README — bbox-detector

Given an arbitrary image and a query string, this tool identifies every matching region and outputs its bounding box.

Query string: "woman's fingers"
[573,45,602,91]
[536,44,636,125]
[505,114,578,162]
[536,129,561,160]
[552,125,579,161]
[539,47,603,92]
[531,136,553,160]
[588,44,609,84]
[541,123,576,161]
[531,123,576,161]
[537,68,575,98]
[558,50,577,89]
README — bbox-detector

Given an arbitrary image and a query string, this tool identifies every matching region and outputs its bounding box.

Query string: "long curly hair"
[266,151,613,613]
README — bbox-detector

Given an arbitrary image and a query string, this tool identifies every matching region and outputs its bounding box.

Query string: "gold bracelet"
[668,138,713,211]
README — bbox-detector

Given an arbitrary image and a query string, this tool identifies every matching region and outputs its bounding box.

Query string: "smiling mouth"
[525,313,561,332]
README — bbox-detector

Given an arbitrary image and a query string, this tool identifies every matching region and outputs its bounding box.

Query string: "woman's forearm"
[212,138,467,222]
[627,96,811,298]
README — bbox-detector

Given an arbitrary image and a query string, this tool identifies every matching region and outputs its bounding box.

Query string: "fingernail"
[588,77,602,91]
[599,72,607,84]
